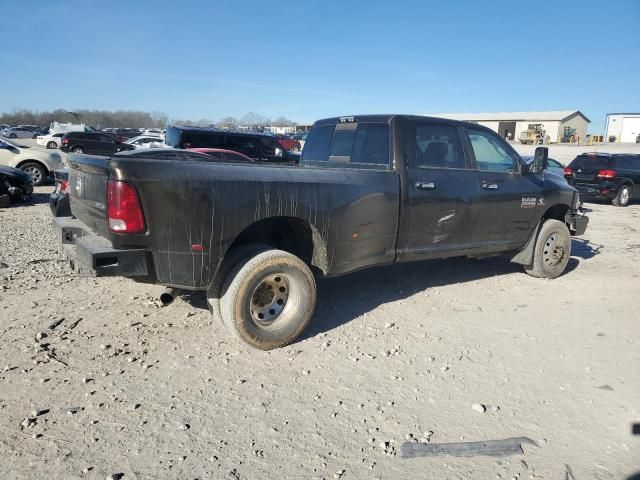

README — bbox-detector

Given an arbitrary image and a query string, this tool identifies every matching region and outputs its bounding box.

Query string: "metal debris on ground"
[400,436,538,459]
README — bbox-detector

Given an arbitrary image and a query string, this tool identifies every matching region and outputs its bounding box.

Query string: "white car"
[36,132,66,149]
[1,126,38,139]
[126,135,166,149]
[0,137,64,185]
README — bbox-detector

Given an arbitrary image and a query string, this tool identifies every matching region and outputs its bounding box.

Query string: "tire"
[524,219,571,279]
[220,249,316,350]
[46,141,57,149]
[291,144,301,152]
[20,162,47,186]
[207,243,271,324]
[612,185,631,207]
[72,146,84,153]
[9,134,17,139]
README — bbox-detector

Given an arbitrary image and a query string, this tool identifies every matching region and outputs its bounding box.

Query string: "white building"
[426,110,590,143]
[604,113,640,143]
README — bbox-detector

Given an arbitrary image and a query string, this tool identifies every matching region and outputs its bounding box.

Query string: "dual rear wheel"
[209,246,316,350]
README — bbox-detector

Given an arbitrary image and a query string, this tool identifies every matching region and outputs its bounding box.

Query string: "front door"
[402,122,480,258]
[465,127,540,247]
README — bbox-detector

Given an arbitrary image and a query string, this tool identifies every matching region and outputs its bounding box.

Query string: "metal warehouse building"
[427,110,590,143]
[604,113,640,143]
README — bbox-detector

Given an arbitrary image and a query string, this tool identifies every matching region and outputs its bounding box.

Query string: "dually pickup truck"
[53,115,589,350]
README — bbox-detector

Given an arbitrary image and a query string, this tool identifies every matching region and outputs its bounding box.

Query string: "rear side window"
[301,124,334,162]
[617,156,640,170]
[226,135,258,157]
[184,132,224,148]
[416,124,465,169]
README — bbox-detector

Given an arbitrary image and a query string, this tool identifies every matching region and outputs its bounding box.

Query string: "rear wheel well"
[16,160,49,176]
[225,217,328,275]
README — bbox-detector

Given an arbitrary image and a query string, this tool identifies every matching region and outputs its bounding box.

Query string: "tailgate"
[67,154,111,238]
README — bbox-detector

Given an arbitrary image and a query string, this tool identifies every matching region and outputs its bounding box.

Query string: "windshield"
[0,137,26,148]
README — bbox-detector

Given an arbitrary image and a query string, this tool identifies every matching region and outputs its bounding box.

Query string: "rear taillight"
[62,138,69,144]
[563,167,573,176]
[56,179,69,195]
[107,179,146,234]
[597,169,617,179]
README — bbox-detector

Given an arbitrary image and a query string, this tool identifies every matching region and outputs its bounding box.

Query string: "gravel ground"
[0,150,639,479]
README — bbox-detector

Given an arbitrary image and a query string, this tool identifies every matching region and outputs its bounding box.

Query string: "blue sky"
[1,0,638,131]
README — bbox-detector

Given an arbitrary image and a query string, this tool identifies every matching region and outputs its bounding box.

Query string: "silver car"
[1,126,38,139]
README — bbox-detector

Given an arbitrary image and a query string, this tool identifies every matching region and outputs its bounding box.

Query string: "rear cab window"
[301,120,390,169]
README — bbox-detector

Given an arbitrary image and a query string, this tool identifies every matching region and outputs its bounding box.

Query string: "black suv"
[164,126,289,163]
[564,153,640,206]
[60,132,135,155]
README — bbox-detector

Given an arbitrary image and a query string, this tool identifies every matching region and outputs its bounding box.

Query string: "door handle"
[481,182,498,190]
[415,181,436,190]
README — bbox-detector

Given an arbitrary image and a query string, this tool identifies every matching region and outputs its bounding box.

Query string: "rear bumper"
[53,216,152,277]
[49,193,71,217]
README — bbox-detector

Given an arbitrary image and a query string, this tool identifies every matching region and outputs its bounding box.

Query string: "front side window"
[416,124,465,169]
[468,129,518,173]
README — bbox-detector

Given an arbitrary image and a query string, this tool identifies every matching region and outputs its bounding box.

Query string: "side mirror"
[532,147,548,173]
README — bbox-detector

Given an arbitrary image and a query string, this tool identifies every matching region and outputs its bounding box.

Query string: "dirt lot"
[1,149,640,479]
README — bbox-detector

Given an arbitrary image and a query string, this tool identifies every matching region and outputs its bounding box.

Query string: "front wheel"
[220,249,316,350]
[9,134,17,139]
[612,185,631,207]
[20,162,47,186]
[524,219,571,279]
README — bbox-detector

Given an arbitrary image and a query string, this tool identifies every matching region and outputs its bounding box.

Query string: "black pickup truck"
[53,115,588,350]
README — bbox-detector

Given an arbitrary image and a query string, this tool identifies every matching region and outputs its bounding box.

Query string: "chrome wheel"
[620,188,630,205]
[250,274,290,327]
[542,233,568,267]
[23,166,42,184]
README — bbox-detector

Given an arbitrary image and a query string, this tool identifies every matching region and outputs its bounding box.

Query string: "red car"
[188,148,254,163]
[273,134,301,152]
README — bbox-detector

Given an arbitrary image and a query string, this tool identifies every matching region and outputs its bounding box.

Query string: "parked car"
[60,132,135,155]
[564,153,640,206]
[188,148,254,163]
[636,134,640,144]
[37,132,66,149]
[164,126,289,163]
[112,128,141,142]
[144,128,164,136]
[273,133,302,152]
[522,156,566,179]
[1,126,38,139]
[53,114,588,350]
[125,135,166,149]
[0,137,64,185]
[0,164,34,207]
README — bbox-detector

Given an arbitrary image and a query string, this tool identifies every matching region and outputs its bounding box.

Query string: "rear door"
[99,135,119,154]
[401,121,480,258]
[465,127,539,246]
